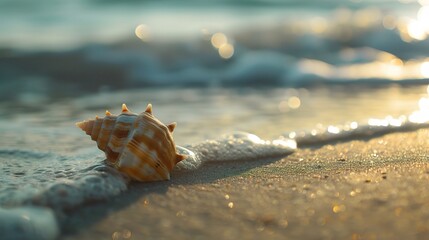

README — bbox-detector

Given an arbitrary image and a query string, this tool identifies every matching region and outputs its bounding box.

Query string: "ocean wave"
[3,9,429,102]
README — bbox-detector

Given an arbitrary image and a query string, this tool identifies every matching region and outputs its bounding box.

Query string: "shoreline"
[61,129,429,240]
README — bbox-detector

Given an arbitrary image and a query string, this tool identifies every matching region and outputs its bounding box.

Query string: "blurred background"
[2,0,429,145]
[2,0,429,101]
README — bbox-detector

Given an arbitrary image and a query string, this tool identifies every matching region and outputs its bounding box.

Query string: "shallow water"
[1,85,429,239]
[1,85,427,145]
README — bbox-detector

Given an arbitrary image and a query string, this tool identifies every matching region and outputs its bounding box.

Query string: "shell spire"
[75,121,86,129]
[76,119,96,136]
[75,103,187,182]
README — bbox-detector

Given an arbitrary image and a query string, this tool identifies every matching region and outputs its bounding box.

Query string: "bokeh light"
[288,97,301,109]
[407,19,426,40]
[210,32,235,59]
[409,86,429,123]
[211,32,228,48]
[417,6,429,33]
[218,43,234,59]
[327,126,340,134]
[135,24,151,42]
[420,62,429,78]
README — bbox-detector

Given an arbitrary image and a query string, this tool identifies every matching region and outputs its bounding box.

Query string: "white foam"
[0,206,59,240]
[177,132,297,170]
[287,116,429,147]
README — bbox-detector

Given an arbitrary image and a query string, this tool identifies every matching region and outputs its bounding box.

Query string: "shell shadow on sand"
[60,154,286,236]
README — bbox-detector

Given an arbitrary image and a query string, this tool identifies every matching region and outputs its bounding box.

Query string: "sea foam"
[0,133,296,240]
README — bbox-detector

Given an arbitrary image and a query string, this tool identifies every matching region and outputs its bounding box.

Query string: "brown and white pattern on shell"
[76,103,186,182]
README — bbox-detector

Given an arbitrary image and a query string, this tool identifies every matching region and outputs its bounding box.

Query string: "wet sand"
[62,129,429,240]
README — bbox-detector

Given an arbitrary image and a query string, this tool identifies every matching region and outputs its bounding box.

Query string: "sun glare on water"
[409,86,429,123]
[420,61,429,78]
[403,3,429,41]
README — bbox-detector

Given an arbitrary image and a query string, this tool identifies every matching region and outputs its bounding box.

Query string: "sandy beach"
[60,129,429,240]
[3,1,429,239]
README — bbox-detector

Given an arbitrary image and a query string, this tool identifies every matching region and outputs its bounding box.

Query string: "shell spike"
[145,103,153,115]
[175,153,187,163]
[167,122,177,133]
[105,110,112,116]
[122,103,130,113]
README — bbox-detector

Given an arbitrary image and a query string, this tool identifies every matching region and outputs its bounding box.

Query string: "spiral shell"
[76,103,186,182]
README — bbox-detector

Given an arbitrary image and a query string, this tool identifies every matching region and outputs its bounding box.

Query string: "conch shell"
[76,103,187,182]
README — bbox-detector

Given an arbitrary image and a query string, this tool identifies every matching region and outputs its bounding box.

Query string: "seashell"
[75,103,187,182]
